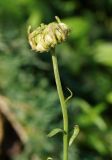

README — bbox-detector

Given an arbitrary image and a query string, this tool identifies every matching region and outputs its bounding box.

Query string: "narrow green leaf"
[69,125,79,146]
[47,128,64,137]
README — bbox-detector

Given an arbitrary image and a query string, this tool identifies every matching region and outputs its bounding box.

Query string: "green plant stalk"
[51,48,68,160]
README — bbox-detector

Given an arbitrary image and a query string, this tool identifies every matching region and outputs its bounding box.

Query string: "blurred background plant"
[0,0,112,160]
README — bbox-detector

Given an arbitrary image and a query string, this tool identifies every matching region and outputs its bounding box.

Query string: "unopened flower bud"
[28,16,70,53]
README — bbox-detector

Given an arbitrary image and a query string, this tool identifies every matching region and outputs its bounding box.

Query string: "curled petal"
[28,17,70,53]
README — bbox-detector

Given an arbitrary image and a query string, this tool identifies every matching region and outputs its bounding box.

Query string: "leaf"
[47,128,64,137]
[63,17,90,38]
[107,92,112,104]
[69,125,79,146]
[94,42,112,67]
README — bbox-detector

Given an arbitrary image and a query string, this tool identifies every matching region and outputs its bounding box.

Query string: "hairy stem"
[51,48,68,160]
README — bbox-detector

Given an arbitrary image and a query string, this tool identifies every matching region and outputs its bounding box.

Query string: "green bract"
[28,16,70,53]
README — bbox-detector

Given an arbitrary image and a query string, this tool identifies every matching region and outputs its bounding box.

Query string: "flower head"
[28,16,70,53]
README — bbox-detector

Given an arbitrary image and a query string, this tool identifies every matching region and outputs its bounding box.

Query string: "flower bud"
[28,16,70,53]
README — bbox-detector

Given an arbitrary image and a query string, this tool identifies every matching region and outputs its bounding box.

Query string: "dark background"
[0,0,112,160]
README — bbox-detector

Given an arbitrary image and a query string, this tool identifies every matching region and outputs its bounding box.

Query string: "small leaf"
[69,125,79,146]
[47,128,64,137]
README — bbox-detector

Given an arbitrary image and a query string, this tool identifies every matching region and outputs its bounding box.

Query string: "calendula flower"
[28,16,70,53]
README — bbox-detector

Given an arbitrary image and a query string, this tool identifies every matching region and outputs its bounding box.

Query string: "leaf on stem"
[69,125,79,146]
[47,128,64,137]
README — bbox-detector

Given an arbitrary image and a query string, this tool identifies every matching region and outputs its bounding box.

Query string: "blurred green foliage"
[0,0,112,160]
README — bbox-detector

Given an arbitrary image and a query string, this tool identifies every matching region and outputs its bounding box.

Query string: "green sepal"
[47,128,64,137]
[69,125,79,146]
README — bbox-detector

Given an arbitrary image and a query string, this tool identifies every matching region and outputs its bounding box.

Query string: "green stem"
[51,48,68,160]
